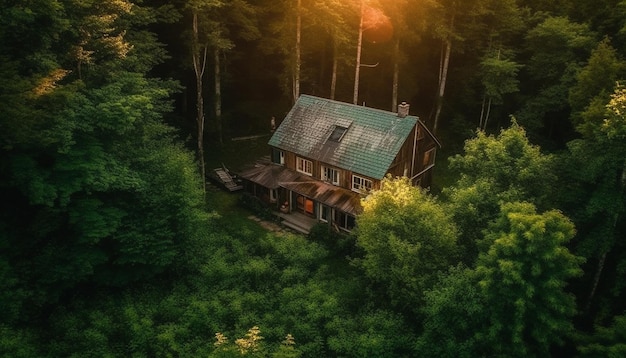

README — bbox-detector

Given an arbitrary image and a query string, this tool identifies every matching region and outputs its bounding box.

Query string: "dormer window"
[328,125,348,142]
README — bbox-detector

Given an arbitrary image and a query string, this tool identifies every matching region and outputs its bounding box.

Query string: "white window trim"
[279,150,285,165]
[352,174,372,193]
[296,156,313,176]
[321,165,340,185]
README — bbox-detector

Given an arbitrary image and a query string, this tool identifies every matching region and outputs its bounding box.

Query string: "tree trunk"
[353,0,364,105]
[293,0,301,103]
[214,47,222,145]
[433,13,454,134]
[483,97,492,131]
[479,94,486,129]
[391,38,400,112]
[192,11,208,194]
[587,161,626,309]
[330,39,338,100]
[433,37,451,134]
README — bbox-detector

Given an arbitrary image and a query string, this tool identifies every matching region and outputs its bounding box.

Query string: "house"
[238,94,441,233]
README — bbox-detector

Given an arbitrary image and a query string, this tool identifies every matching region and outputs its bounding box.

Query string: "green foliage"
[444,122,556,261]
[354,176,459,312]
[577,314,626,357]
[419,203,583,357]
[416,265,485,357]
[476,202,583,356]
[517,16,595,133]
[480,52,522,104]
[569,38,625,136]
[326,309,414,358]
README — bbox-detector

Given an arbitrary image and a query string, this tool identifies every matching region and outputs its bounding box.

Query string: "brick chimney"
[397,102,410,118]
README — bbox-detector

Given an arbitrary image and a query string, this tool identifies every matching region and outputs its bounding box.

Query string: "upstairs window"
[296,157,313,175]
[352,175,372,192]
[321,166,340,185]
[328,125,348,142]
[272,148,285,165]
[422,148,436,169]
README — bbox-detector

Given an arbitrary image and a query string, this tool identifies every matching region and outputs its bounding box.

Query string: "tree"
[517,15,595,141]
[416,265,486,357]
[354,176,458,313]
[444,121,556,262]
[577,313,626,357]
[476,202,583,356]
[188,0,223,191]
[569,37,625,138]
[561,83,626,311]
[478,50,522,130]
[0,0,206,323]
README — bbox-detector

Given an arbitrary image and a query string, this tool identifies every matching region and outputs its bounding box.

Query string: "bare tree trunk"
[587,162,626,309]
[587,251,607,311]
[433,37,451,134]
[479,94,486,129]
[353,0,364,105]
[433,13,454,134]
[483,97,492,131]
[192,11,208,194]
[293,0,301,103]
[330,40,338,100]
[214,47,222,145]
[391,38,400,112]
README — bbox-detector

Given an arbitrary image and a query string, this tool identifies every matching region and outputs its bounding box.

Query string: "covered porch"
[237,159,362,234]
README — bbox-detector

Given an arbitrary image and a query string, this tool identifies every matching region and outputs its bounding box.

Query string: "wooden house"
[238,95,440,233]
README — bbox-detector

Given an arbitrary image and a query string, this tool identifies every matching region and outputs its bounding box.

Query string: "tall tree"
[188,0,223,191]
[561,83,626,312]
[478,49,522,130]
[444,122,556,262]
[0,0,206,324]
[517,15,595,142]
[475,202,583,356]
[354,176,458,314]
[418,203,583,356]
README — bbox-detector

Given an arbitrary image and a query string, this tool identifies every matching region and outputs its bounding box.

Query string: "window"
[272,149,285,165]
[328,125,348,142]
[422,148,436,169]
[321,166,340,185]
[296,157,313,175]
[333,209,356,231]
[319,204,330,222]
[352,175,372,192]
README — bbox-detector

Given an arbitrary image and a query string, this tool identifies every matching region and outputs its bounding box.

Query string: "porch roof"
[238,159,363,216]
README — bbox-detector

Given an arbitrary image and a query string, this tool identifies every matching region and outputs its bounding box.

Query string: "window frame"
[321,165,340,185]
[328,125,348,142]
[296,156,313,176]
[422,148,436,170]
[352,174,373,192]
[333,209,356,232]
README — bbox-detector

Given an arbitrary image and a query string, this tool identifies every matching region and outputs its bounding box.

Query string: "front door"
[296,195,315,216]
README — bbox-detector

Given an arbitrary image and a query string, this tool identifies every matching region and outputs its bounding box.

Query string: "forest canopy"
[1,0,626,357]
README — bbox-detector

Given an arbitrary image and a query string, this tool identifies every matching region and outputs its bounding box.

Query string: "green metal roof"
[268,95,418,180]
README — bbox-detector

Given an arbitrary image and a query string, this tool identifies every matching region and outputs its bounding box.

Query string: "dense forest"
[2,0,626,356]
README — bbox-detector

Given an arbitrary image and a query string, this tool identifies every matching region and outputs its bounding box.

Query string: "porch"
[275,211,318,235]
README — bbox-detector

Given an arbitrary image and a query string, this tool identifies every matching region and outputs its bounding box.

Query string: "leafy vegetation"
[2,0,626,356]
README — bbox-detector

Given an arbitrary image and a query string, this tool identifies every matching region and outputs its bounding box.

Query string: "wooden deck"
[275,211,318,235]
[210,167,243,192]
